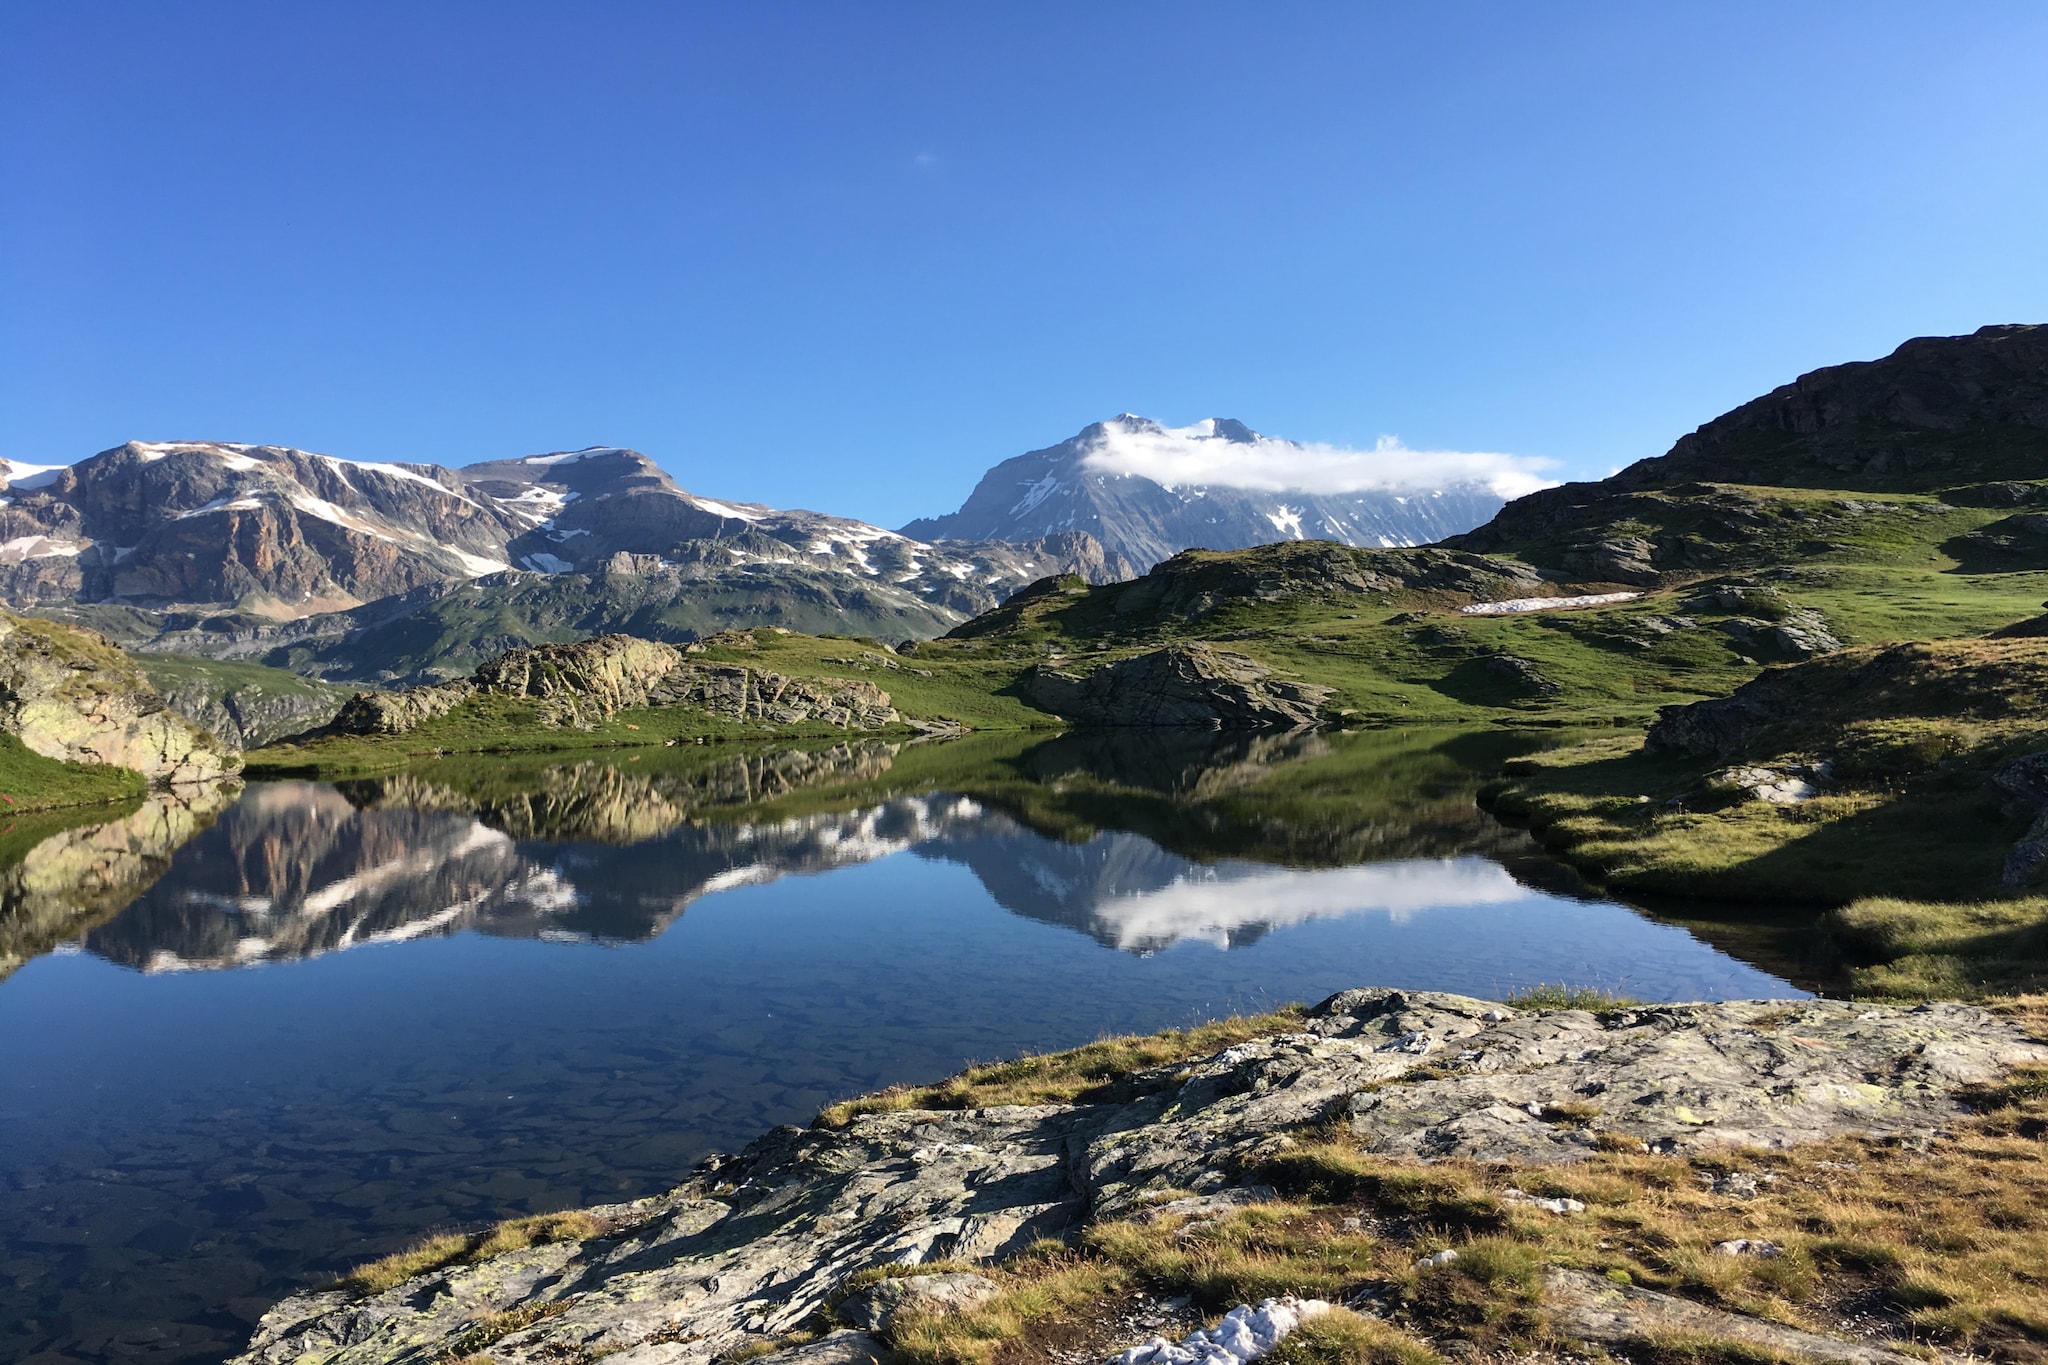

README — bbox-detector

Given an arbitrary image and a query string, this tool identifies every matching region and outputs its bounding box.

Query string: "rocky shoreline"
[232,989,2047,1365]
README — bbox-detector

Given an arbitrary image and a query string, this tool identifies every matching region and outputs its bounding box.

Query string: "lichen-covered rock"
[231,990,2047,1365]
[325,680,477,735]
[0,611,239,784]
[318,635,899,736]
[1542,1268,1926,1365]
[473,635,686,725]
[1715,608,1843,660]
[648,665,898,729]
[838,1272,1001,1332]
[1022,645,1332,729]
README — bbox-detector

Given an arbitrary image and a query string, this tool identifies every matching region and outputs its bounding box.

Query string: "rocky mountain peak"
[901,415,1507,570]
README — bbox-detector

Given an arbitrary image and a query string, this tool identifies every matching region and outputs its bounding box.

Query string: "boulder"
[1989,750,2048,816]
[837,1273,1001,1332]
[1715,609,1843,660]
[325,681,478,736]
[1563,536,1658,585]
[1481,653,1561,697]
[0,611,239,785]
[1021,645,1333,729]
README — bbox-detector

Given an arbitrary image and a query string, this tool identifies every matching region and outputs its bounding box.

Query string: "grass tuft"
[814,1009,1304,1127]
[1502,983,1645,1011]
[339,1211,607,1296]
[1266,1308,1447,1365]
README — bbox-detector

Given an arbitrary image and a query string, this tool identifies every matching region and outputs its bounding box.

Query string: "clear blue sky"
[4,2,2045,527]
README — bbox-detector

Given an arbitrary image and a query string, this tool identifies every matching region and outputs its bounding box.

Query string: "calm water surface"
[0,730,1810,1365]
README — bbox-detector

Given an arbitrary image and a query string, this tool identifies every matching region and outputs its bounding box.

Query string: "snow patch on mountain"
[689,496,766,521]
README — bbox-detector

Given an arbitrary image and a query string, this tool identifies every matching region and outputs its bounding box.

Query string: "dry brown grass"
[890,1077,2048,1365]
[432,1300,575,1364]
[814,1008,1305,1128]
[339,1210,608,1296]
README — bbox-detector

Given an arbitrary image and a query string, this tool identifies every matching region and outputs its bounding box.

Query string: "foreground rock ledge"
[232,991,2047,1365]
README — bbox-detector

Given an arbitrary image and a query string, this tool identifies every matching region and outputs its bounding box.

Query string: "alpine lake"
[0,726,1832,1365]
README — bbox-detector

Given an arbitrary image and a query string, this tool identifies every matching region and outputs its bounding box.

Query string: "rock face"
[1022,645,1332,729]
[902,415,1510,571]
[136,659,357,749]
[231,989,2047,1365]
[0,611,239,784]
[319,635,899,736]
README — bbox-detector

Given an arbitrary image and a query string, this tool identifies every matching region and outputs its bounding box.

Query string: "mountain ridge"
[902,413,1515,569]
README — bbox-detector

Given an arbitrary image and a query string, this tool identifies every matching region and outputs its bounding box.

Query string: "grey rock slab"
[837,1272,1001,1331]
[230,991,2047,1365]
[1543,1269,1934,1365]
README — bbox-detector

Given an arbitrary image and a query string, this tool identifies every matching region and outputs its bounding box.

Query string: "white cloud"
[1079,417,1556,500]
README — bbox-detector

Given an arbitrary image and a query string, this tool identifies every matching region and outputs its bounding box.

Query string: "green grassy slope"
[0,733,146,811]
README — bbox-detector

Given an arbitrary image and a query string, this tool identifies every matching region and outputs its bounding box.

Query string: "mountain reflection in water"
[6,727,1821,979]
[85,783,1550,969]
[1,728,1815,1365]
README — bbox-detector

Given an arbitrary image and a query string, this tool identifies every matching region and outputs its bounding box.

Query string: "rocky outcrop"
[319,635,899,737]
[1715,607,1843,660]
[231,989,2047,1365]
[1647,637,2048,760]
[473,636,686,727]
[1634,323,2048,492]
[1543,1268,1929,1365]
[324,680,481,735]
[139,662,357,749]
[1022,644,1333,729]
[0,611,239,784]
[649,664,899,729]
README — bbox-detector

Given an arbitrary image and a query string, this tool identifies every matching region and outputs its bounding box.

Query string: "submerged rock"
[232,990,2047,1365]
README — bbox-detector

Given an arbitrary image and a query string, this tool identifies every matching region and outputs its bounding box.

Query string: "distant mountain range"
[902,415,1515,569]
[0,418,1511,681]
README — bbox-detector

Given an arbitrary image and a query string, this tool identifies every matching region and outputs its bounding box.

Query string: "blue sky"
[4,2,2045,527]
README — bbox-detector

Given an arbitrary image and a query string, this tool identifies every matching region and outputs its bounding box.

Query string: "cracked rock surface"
[231,990,2047,1365]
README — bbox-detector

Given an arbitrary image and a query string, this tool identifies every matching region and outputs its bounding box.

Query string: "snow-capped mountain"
[0,442,1122,654]
[902,415,1525,570]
